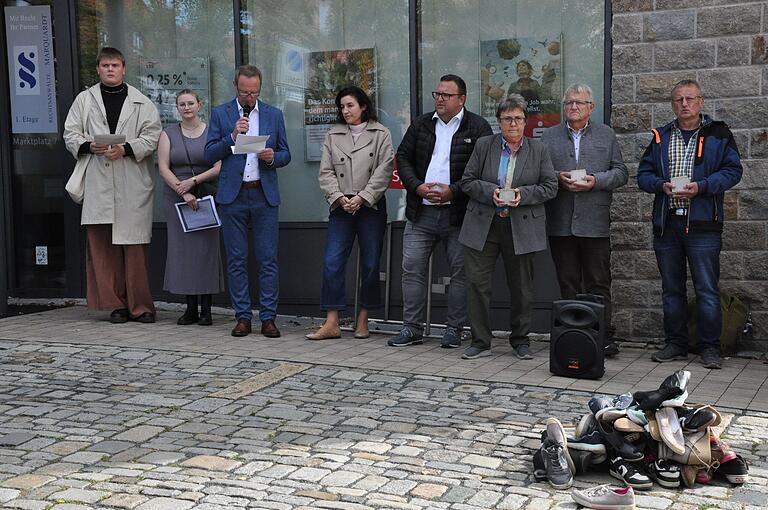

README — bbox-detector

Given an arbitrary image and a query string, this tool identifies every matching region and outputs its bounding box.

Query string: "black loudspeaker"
[550,299,606,379]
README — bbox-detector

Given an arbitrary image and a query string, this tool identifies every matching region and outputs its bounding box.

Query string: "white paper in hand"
[93,134,126,145]
[233,134,270,154]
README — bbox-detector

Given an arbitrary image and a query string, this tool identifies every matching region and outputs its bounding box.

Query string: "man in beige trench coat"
[64,47,161,323]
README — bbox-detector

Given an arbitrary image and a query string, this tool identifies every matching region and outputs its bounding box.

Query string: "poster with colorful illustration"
[304,48,376,162]
[480,36,562,138]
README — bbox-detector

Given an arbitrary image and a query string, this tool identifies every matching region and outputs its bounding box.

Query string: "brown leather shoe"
[261,319,281,338]
[231,319,251,337]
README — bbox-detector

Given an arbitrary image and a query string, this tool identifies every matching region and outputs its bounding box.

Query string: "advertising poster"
[480,36,562,138]
[4,5,58,134]
[304,48,376,162]
[139,57,210,127]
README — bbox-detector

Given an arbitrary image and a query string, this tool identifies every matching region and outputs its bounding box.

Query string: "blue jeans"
[321,200,387,310]
[219,186,279,321]
[401,206,466,332]
[654,215,722,352]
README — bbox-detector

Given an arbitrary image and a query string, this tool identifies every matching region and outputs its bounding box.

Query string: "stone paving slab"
[0,306,766,412]
[0,337,765,509]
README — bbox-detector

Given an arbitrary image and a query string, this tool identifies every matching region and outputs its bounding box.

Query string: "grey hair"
[563,83,594,103]
[671,79,702,98]
[496,94,528,119]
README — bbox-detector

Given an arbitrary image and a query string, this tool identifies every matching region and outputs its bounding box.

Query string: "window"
[240,0,411,222]
[76,0,236,221]
[418,0,606,133]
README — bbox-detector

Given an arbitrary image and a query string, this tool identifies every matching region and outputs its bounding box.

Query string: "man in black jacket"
[389,74,492,349]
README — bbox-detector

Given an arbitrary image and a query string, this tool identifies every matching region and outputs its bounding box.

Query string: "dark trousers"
[654,215,721,352]
[549,235,614,336]
[465,216,534,350]
[320,200,387,311]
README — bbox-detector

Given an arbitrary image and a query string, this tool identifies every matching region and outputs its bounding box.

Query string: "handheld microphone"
[239,104,253,134]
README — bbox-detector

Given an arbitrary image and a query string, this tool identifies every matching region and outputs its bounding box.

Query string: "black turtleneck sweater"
[78,82,134,157]
[100,82,127,133]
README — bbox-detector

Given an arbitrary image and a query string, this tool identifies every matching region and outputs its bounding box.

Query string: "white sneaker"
[571,484,635,510]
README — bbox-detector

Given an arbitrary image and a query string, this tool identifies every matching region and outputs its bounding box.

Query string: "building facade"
[0,1,765,348]
[610,0,768,349]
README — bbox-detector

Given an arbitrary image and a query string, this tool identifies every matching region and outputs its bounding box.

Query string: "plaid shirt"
[668,122,700,210]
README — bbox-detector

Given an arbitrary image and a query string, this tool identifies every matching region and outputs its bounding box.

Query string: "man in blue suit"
[205,65,291,337]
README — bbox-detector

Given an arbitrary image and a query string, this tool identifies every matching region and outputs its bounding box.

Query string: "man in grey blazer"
[459,95,558,359]
[541,83,628,356]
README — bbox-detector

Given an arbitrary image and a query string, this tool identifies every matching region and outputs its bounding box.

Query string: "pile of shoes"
[534,370,749,495]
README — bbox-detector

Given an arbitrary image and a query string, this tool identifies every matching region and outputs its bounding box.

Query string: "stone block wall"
[610,1,768,349]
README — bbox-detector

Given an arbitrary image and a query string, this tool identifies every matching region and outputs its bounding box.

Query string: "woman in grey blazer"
[306,86,394,341]
[458,95,558,359]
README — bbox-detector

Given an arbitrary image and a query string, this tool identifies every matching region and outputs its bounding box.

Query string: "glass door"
[2,0,82,296]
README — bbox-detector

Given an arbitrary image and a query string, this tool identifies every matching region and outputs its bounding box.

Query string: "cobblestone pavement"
[0,338,766,509]
[0,307,766,412]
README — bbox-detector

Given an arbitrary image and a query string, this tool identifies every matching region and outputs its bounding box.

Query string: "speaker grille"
[551,329,600,376]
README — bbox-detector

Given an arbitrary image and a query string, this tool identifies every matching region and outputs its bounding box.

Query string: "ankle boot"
[177,295,199,325]
[198,294,212,326]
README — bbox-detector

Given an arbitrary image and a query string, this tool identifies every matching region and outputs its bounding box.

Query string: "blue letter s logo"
[17,51,37,89]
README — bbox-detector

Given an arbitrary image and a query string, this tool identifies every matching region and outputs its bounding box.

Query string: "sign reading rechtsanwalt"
[4,5,58,134]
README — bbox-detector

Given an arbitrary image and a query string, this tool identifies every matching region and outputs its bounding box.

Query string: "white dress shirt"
[237,99,260,182]
[422,108,464,205]
[568,121,588,164]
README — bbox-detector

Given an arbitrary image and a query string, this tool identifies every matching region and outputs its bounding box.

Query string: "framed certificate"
[174,195,221,232]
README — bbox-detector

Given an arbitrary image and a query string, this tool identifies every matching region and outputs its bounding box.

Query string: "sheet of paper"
[174,195,221,233]
[93,134,126,145]
[233,134,269,154]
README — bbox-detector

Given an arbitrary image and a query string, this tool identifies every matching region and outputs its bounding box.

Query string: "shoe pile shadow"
[534,370,749,508]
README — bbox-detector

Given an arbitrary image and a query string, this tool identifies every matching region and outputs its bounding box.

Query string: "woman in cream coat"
[307,86,394,340]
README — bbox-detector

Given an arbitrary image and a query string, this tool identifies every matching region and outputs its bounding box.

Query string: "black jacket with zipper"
[396,109,492,226]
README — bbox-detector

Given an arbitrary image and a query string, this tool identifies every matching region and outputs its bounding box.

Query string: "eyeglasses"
[498,116,526,125]
[563,100,593,108]
[432,91,463,100]
[237,89,260,98]
[672,95,702,104]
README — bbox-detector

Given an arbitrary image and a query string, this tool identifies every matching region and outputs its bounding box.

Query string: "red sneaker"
[710,434,737,464]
